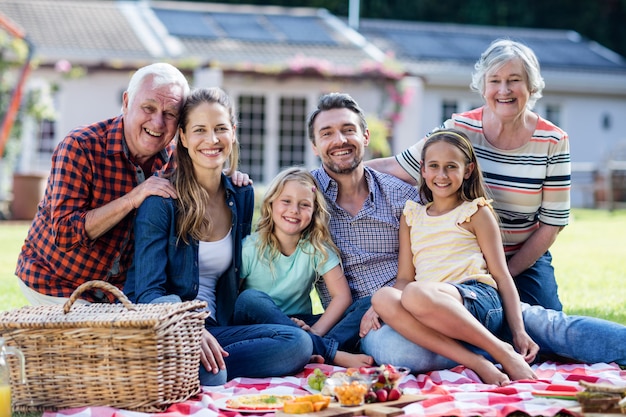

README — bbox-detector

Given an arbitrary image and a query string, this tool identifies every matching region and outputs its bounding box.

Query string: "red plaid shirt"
[15,115,174,302]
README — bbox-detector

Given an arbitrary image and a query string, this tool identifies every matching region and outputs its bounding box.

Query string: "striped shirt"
[15,115,174,301]
[396,107,570,254]
[311,166,419,307]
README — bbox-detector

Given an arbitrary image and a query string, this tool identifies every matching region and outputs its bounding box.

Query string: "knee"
[372,287,397,311]
[400,283,434,315]
[286,329,313,373]
[200,367,227,386]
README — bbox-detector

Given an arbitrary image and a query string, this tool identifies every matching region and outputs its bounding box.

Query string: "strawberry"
[375,389,388,402]
[387,388,402,401]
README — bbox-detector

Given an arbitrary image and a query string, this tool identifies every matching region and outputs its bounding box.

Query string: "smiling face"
[122,75,185,165]
[270,180,315,241]
[311,108,369,175]
[179,101,235,174]
[421,141,474,202]
[483,58,531,121]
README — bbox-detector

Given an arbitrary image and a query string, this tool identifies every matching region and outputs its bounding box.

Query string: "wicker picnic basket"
[0,280,209,412]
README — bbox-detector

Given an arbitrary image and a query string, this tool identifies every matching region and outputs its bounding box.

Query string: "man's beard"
[323,155,362,175]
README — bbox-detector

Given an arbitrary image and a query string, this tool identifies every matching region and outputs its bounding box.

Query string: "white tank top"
[196,229,232,318]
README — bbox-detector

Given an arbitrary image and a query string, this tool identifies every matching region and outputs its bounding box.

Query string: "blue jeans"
[200,321,313,386]
[451,281,503,334]
[233,289,339,363]
[361,302,626,372]
[514,251,563,311]
[325,296,372,353]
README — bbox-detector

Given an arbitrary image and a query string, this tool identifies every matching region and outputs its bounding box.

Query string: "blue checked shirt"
[311,166,420,307]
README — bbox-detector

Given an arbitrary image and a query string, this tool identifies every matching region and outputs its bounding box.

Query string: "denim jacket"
[125,174,254,326]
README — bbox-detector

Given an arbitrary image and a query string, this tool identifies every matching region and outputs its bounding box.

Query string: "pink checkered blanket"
[44,362,626,417]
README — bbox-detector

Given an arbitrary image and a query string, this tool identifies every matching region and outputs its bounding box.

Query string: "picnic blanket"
[44,361,626,417]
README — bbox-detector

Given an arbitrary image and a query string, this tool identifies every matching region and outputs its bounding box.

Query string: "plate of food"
[214,394,297,413]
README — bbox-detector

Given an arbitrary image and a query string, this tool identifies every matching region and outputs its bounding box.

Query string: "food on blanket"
[225,394,296,411]
[375,388,388,402]
[576,380,626,413]
[283,394,331,414]
[333,380,370,406]
[307,368,328,391]
[283,400,313,414]
[360,364,409,403]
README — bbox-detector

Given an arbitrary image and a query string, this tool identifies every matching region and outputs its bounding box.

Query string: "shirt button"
[229,202,234,206]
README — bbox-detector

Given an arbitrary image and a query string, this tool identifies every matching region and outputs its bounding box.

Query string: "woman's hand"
[200,328,229,374]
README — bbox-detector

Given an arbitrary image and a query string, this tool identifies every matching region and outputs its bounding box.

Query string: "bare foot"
[332,351,374,368]
[472,358,511,386]
[497,345,537,381]
[309,355,325,364]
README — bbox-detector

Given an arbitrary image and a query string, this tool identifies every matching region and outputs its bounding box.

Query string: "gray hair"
[470,39,545,110]
[124,63,190,110]
[306,92,367,143]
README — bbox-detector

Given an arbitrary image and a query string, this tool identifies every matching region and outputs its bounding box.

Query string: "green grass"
[0,222,30,311]
[550,209,626,324]
[2,210,626,324]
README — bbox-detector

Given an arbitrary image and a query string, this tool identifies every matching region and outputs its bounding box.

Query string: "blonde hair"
[172,87,240,243]
[255,167,339,273]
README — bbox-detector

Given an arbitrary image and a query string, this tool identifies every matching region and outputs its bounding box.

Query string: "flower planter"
[10,172,47,220]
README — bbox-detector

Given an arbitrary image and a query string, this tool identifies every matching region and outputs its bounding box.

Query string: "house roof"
[0,0,385,75]
[1,0,625,84]
[357,18,626,74]
[0,0,153,64]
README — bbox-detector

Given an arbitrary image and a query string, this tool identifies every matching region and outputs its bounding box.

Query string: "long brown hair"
[419,129,490,204]
[172,87,240,243]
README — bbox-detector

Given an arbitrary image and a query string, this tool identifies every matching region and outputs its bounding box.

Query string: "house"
[1,0,626,216]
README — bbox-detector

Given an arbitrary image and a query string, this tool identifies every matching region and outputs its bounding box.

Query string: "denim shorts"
[449,280,503,334]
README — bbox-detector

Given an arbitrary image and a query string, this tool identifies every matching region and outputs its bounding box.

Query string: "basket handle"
[63,280,136,314]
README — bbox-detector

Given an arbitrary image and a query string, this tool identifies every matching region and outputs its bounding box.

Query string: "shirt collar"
[314,165,376,204]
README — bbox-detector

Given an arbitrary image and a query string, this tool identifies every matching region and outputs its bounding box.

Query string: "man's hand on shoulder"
[229,170,253,187]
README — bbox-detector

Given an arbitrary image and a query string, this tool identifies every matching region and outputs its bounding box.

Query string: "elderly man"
[16,63,189,305]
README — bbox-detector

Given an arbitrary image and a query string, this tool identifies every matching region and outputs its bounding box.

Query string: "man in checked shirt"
[15,63,189,305]
[308,92,419,353]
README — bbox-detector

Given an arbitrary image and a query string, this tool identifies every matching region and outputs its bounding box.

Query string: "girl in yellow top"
[371,129,539,386]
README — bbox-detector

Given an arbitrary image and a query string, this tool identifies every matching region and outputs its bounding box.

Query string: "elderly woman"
[368,39,570,312]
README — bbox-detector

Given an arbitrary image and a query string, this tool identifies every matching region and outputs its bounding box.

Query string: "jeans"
[199,322,313,386]
[452,281,503,334]
[325,296,372,352]
[233,289,338,363]
[514,251,563,311]
[361,302,626,373]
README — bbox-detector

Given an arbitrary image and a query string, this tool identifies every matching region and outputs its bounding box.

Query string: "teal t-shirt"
[241,233,340,316]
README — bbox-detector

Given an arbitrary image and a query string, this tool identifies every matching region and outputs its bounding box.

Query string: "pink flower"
[55,59,71,73]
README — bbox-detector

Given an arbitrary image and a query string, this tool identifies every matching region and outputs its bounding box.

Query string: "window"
[544,105,561,126]
[442,101,457,124]
[237,95,266,182]
[37,119,56,154]
[279,97,307,170]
